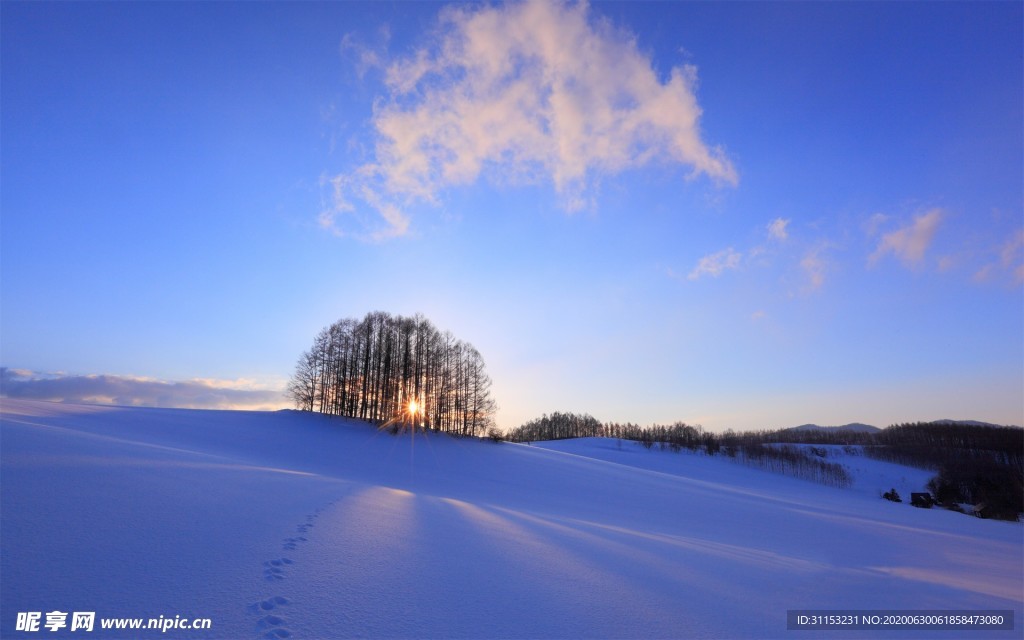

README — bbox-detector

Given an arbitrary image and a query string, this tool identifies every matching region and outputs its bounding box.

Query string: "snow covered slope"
[2,400,1021,639]
[530,438,934,502]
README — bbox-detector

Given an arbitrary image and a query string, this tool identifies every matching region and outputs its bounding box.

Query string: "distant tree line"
[508,418,874,449]
[741,428,875,446]
[507,414,713,449]
[288,311,496,437]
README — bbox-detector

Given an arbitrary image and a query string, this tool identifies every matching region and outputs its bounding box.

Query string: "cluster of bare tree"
[736,443,852,488]
[507,412,604,442]
[631,423,719,452]
[288,312,496,437]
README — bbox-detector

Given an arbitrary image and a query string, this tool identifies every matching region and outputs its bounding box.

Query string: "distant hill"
[929,419,1018,429]
[786,423,880,433]
[783,421,1020,433]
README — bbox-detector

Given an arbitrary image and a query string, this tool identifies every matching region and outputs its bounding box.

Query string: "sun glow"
[408,400,419,416]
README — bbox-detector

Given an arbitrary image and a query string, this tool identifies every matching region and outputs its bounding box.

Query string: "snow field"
[1,400,1020,639]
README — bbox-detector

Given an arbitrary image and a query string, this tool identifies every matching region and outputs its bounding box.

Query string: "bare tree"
[289,312,497,437]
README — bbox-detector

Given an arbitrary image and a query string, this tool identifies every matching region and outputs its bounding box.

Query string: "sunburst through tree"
[380,398,425,434]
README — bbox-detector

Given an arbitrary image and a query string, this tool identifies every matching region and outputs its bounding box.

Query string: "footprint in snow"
[256,614,292,639]
[282,536,306,551]
[263,558,292,581]
[252,508,332,636]
[247,596,289,614]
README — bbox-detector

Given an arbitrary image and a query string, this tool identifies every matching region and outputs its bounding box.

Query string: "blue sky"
[2,1,1021,431]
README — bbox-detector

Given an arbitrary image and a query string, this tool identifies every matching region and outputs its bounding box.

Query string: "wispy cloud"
[869,208,944,268]
[0,369,288,411]
[766,217,790,242]
[800,244,830,293]
[688,247,741,280]
[973,227,1024,285]
[863,212,889,237]
[1000,228,1024,285]
[324,0,737,240]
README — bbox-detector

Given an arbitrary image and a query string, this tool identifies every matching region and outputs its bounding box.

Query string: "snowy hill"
[2,400,1021,639]
[786,422,880,433]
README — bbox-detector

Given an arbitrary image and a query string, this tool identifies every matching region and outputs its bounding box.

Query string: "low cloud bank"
[0,368,288,411]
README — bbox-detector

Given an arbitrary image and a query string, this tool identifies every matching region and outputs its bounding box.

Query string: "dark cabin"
[910,492,933,508]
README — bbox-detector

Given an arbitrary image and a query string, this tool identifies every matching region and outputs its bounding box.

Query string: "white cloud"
[0,369,288,411]
[766,217,790,242]
[688,247,741,280]
[324,0,737,239]
[869,208,944,268]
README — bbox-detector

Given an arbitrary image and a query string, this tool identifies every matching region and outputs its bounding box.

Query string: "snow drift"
[1,400,1020,638]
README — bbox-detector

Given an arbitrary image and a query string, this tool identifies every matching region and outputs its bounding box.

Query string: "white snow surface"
[2,400,1021,639]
